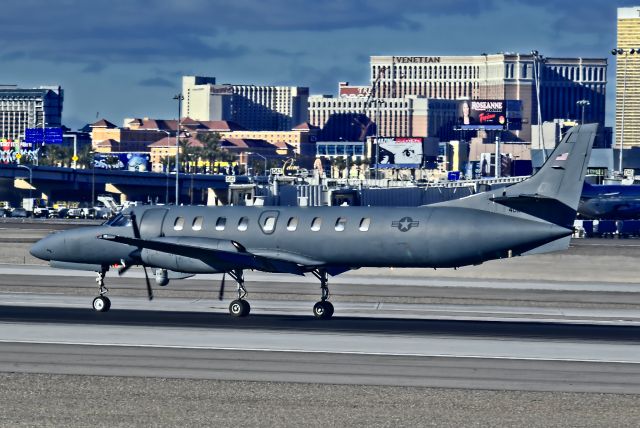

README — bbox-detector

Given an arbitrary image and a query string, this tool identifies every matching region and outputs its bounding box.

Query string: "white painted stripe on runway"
[1,322,639,364]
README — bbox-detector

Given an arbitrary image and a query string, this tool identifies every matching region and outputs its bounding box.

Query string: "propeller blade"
[130,212,141,239]
[143,265,153,301]
[218,273,226,301]
[118,264,132,276]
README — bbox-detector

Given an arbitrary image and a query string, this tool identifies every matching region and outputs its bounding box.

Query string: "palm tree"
[178,138,194,173]
[197,132,226,174]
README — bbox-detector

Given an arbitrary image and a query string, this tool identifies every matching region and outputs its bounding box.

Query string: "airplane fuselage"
[33,205,570,272]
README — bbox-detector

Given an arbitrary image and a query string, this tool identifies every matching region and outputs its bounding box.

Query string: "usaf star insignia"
[391,216,419,232]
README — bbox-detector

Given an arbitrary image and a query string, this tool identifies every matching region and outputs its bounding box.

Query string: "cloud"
[82,62,107,74]
[138,77,175,88]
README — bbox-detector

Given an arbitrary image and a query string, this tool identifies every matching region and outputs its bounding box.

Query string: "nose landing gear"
[92,269,111,312]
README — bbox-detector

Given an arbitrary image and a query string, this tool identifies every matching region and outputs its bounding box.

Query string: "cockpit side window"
[106,213,132,227]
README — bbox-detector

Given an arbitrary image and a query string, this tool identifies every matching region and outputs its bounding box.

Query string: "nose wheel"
[92,269,111,312]
[93,295,111,312]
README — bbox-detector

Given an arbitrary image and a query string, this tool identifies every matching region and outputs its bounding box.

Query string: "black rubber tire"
[92,296,111,312]
[240,300,251,317]
[229,300,244,317]
[323,301,334,319]
[313,301,333,319]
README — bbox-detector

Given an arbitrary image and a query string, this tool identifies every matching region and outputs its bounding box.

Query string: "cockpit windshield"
[103,213,132,227]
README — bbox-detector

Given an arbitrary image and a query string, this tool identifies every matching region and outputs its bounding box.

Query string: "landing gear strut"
[227,269,250,317]
[92,269,111,312]
[312,269,333,320]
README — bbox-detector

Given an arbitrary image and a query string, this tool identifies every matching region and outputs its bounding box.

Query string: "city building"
[308,92,458,142]
[217,122,319,157]
[90,119,168,153]
[182,76,309,131]
[371,54,607,141]
[0,85,63,141]
[614,6,640,150]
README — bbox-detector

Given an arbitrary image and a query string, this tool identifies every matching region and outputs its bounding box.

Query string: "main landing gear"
[312,269,333,320]
[92,270,111,312]
[227,269,250,317]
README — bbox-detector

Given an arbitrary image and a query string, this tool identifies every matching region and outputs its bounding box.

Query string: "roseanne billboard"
[456,100,522,130]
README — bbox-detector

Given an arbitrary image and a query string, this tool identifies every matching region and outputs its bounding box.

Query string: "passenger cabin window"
[262,216,276,233]
[192,216,203,231]
[335,217,346,231]
[174,217,184,231]
[359,218,370,232]
[238,217,249,231]
[287,217,298,231]
[311,217,322,231]
[215,217,226,231]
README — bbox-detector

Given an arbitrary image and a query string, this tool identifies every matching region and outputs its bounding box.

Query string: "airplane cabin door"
[139,208,168,239]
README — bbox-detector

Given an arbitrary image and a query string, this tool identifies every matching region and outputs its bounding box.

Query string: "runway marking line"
[1,339,639,365]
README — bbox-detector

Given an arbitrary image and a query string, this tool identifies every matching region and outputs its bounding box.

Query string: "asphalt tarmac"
[1,219,640,426]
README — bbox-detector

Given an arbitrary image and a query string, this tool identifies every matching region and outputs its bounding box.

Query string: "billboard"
[456,100,522,131]
[373,137,423,168]
[479,152,513,177]
[94,153,150,171]
[0,141,40,163]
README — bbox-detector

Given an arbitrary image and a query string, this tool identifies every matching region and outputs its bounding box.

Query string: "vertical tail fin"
[506,123,597,210]
[437,124,597,228]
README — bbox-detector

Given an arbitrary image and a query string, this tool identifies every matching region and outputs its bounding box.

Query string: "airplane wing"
[98,234,308,275]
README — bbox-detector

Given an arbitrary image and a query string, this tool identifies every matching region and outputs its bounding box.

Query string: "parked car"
[10,208,28,218]
[56,208,69,218]
[0,208,10,217]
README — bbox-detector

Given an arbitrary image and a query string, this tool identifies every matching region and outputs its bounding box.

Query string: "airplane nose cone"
[30,233,60,261]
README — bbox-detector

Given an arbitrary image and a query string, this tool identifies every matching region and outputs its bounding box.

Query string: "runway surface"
[0,265,639,394]
[1,222,640,425]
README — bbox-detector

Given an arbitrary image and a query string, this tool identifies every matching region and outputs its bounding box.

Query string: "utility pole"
[173,94,184,204]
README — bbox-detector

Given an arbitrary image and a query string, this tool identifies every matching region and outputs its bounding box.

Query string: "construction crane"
[354,66,388,142]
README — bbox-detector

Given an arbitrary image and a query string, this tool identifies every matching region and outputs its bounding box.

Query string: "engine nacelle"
[140,236,237,274]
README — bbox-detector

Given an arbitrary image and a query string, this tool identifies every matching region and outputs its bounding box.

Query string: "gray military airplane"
[30,124,597,319]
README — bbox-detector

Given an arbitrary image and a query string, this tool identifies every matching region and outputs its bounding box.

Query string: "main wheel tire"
[229,299,245,317]
[323,301,334,319]
[92,296,111,312]
[240,300,251,317]
[313,301,333,319]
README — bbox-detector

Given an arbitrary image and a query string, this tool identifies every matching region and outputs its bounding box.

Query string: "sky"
[0,0,636,130]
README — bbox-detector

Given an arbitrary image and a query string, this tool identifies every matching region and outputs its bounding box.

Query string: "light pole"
[17,164,33,200]
[611,48,637,174]
[246,152,267,176]
[576,100,590,124]
[159,130,171,204]
[173,94,183,204]
[531,50,547,162]
[91,151,95,205]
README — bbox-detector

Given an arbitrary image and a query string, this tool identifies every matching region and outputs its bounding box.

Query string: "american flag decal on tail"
[555,152,569,161]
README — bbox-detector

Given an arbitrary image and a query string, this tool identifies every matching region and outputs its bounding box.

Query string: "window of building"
[174,217,184,231]
[335,217,346,231]
[287,217,298,231]
[238,217,249,231]
[311,217,322,231]
[359,218,370,232]
[215,217,226,231]
[192,216,203,231]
